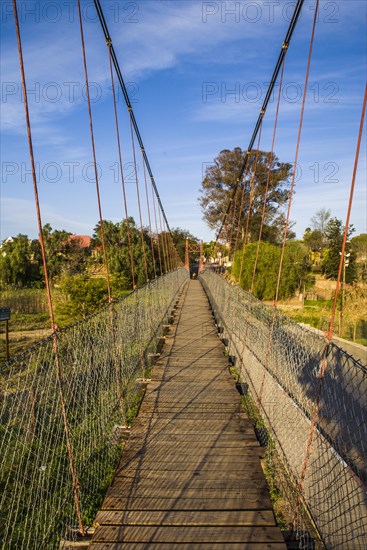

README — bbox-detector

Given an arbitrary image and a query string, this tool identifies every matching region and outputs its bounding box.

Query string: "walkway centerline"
[90,279,285,548]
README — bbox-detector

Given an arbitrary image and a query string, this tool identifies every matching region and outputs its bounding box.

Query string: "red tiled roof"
[68,235,91,249]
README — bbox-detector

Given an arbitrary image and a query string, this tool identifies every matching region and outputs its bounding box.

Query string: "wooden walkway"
[90,280,286,549]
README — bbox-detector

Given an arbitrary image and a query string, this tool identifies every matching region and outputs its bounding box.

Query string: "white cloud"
[1,0,279,136]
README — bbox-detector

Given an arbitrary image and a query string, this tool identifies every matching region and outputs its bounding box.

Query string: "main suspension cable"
[274,0,319,304]
[93,0,171,232]
[251,55,286,294]
[215,0,305,243]
[257,0,319,416]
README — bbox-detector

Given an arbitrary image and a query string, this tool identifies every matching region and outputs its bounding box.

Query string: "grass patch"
[355,338,367,346]
[304,299,333,307]
[8,313,50,332]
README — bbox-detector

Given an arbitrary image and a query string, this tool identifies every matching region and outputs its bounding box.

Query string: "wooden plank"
[106,482,269,497]
[90,544,287,549]
[116,456,265,470]
[102,496,273,511]
[92,525,285,543]
[107,479,269,495]
[130,425,253,435]
[94,510,276,527]
[119,448,265,459]
[124,440,260,449]
[129,432,258,442]
[137,413,248,421]
[114,466,265,479]
[127,432,259,441]
[115,461,265,473]
[139,410,245,418]
[133,414,249,423]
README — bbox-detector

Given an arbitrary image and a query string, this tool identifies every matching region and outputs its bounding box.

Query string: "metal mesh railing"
[0,268,188,549]
[200,269,367,550]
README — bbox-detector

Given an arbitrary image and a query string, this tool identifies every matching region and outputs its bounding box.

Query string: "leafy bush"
[232,241,312,300]
[57,276,109,321]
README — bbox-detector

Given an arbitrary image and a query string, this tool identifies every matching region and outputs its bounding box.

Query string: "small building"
[67,235,91,249]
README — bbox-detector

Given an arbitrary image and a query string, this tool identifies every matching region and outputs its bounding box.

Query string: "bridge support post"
[198,240,204,273]
[185,238,190,271]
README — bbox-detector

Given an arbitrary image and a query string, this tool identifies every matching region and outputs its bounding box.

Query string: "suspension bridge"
[1,0,367,549]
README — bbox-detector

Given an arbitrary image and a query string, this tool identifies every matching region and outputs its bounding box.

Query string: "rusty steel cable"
[1,270,188,547]
[77,0,127,429]
[227,184,240,251]
[327,83,367,340]
[93,0,171,232]
[164,222,172,272]
[151,180,163,274]
[107,41,136,289]
[77,0,111,304]
[274,0,319,305]
[141,151,157,278]
[168,233,177,269]
[239,117,264,282]
[163,217,172,272]
[157,204,168,273]
[129,112,149,283]
[251,54,286,294]
[223,189,235,248]
[233,168,250,255]
[92,0,182,268]
[13,0,85,536]
[292,81,367,533]
[255,0,319,418]
[215,0,305,242]
[200,269,367,549]
[165,231,173,272]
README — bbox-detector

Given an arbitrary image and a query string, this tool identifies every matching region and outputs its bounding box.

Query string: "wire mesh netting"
[200,269,367,550]
[0,268,188,549]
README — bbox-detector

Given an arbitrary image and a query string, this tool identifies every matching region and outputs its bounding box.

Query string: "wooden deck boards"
[90,280,285,548]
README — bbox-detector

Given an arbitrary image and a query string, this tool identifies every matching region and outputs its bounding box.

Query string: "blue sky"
[1,0,366,244]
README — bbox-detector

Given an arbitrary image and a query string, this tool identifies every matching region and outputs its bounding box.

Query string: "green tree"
[199,148,292,243]
[351,233,367,282]
[0,235,41,288]
[306,207,331,259]
[303,227,323,254]
[92,218,156,288]
[57,273,131,322]
[232,241,312,300]
[322,218,356,282]
[42,224,73,279]
[57,275,109,321]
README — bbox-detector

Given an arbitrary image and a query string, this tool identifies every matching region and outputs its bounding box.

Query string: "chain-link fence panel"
[200,269,367,550]
[0,269,188,549]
